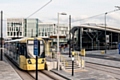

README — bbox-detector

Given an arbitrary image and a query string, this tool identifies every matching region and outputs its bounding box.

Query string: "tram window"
[19,44,26,55]
[39,40,45,58]
[16,42,19,47]
[19,44,24,55]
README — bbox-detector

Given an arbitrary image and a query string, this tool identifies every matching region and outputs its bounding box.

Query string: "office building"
[7,18,69,44]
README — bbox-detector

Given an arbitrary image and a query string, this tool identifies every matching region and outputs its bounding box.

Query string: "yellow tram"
[4,37,46,70]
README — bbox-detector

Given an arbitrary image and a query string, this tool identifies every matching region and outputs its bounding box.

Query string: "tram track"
[4,54,34,80]
[3,49,67,80]
[5,55,66,80]
[28,71,53,80]
[86,62,120,80]
[28,70,67,80]
[86,54,120,61]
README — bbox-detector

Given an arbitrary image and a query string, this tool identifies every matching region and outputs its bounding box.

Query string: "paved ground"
[85,49,120,68]
[1,48,119,80]
[0,61,22,80]
[50,49,120,80]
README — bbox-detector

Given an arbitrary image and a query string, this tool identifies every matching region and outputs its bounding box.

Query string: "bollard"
[80,49,86,69]
[81,49,85,56]
[52,52,54,58]
[101,50,105,54]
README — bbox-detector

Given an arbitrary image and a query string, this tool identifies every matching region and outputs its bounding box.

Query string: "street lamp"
[104,6,120,54]
[57,12,67,70]
[69,15,71,57]
[105,12,107,54]
[105,12,107,53]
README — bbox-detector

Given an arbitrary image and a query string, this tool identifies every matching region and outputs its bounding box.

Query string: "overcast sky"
[0,0,120,37]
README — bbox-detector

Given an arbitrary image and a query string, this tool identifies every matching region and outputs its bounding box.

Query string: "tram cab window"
[39,40,45,58]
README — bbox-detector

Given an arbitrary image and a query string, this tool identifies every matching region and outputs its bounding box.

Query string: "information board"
[34,39,39,56]
[119,43,120,54]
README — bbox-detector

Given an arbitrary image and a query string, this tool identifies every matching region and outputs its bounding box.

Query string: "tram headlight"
[41,59,44,64]
[28,59,32,64]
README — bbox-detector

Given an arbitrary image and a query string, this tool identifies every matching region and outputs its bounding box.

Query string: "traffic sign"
[34,39,39,56]
[119,43,120,54]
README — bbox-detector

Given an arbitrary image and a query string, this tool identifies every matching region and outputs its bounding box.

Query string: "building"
[7,18,24,38]
[38,23,69,44]
[38,23,56,38]
[7,18,69,44]
[7,18,39,38]
[70,25,120,51]
[24,18,39,37]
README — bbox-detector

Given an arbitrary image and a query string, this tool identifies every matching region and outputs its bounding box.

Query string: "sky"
[0,0,120,37]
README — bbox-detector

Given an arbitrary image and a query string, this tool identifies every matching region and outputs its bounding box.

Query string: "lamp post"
[105,12,107,54]
[1,11,3,61]
[57,12,67,70]
[69,15,71,57]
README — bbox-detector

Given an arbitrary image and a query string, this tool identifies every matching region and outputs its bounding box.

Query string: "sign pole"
[36,55,38,80]
[34,39,40,80]
[72,51,74,76]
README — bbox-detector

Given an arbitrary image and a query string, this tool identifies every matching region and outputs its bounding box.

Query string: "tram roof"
[5,37,43,43]
[5,37,26,43]
[73,25,120,33]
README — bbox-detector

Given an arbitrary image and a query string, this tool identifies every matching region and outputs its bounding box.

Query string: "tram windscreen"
[27,40,45,58]
[27,40,35,58]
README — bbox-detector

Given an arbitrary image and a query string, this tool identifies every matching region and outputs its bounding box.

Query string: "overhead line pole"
[105,12,107,54]
[69,15,71,57]
[1,11,3,61]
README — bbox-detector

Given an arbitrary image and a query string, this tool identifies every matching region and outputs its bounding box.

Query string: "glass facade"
[24,19,38,37]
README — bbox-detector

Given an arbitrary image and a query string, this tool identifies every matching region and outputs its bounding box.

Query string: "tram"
[4,37,45,70]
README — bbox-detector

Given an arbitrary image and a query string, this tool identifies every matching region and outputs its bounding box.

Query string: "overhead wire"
[72,8,120,23]
[27,0,52,18]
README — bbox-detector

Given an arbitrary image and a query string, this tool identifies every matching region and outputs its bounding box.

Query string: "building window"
[10,27,11,31]
[11,32,12,36]
[12,27,13,31]
[16,27,18,31]
[14,32,15,36]
[7,32,9,36]
[7,27,9,31]
[45,32,47,36]
[20,32,22,36]
[42,32,44,36]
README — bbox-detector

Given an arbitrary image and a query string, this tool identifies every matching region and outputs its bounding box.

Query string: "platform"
[49,50,119,80]
[85,49,120,68]
[0,61,22,80]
